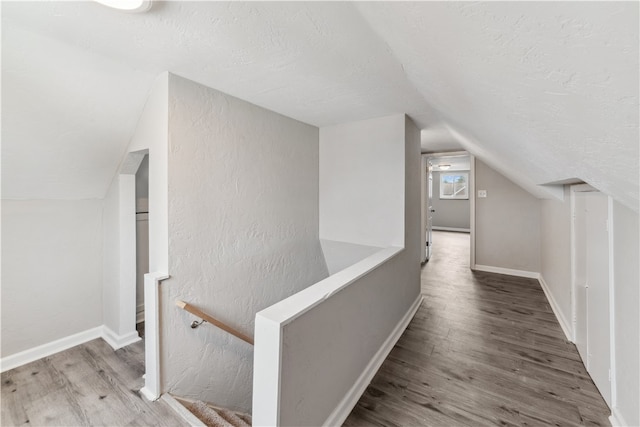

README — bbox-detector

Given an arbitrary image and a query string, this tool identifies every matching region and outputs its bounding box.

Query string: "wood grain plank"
[344,231,611,427]
[1,339,188,427]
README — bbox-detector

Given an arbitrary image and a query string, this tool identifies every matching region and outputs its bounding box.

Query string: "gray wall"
[611,201,639,426]
[135,154,149,204]
[540,186,572,326]
[431,170,470,229]
[162,74,329,412]
[475,159,541,273]
[273,114,421,426]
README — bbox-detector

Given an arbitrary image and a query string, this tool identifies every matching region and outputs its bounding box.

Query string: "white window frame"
[439,172,469,200]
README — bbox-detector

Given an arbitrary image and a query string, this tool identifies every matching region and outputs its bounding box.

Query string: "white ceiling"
[2,1,638,211]
[429,155,471,173]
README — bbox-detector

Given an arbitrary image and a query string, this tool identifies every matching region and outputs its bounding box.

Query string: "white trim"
[609,407,630,427]
[469,155,476,269]
[140,386,159,402]
[323,296,423,427]
[252,314,283,426]
[570,187,577,342]
[607,196,617,408]
[420,154,428,263]
[421,150,468,158]
[432,226,470,233]
[141,271,169,401]
[538,275,573,341]
[0,326,103,373]
[473,264,540,279]
[161,394,207,427]
[119,174,138,344]
[102,326,141,350]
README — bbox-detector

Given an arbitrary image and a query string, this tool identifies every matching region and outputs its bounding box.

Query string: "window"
[440,172,469,199]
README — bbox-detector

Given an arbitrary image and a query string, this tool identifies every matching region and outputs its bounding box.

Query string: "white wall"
[126,72,169,275]
[611,201,639,427]
[540,186,572,333]
[103,179,121,335]
[475,159,541,274]
[1,199,103,357]
[101,172,139,348]
[102,73,168,346]
[319,115,405,247]
[253,114,421,426]
[320,239,383,275]
[162,74,329,412]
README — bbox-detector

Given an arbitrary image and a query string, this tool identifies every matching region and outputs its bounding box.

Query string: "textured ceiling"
[2,1,638,210]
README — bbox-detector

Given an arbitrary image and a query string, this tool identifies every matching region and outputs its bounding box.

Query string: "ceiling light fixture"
[94,0,152,13]
[438,164,451,170]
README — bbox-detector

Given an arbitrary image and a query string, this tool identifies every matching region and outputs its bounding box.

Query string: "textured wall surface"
[162,74,328,411]
[1,199,103,357]
[431,170,471,229]
[475,160,541,272]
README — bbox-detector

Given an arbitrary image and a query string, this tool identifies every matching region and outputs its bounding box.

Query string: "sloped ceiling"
[2,1,638,211]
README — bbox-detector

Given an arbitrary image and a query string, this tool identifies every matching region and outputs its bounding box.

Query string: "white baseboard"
[323,295,423,427]
[140,386,160,402]
[609,407,630,427]
[161,394,206,426]
[1,325,142,373]
[432,226,470,233]
[102,327,141,350]
[538,275,573,341]
[0,326,103,373]
[473,264,540,279]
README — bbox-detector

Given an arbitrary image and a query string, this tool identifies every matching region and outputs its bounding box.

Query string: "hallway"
[344,231,611,426]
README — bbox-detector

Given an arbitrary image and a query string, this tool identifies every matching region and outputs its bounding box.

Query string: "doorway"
[422,152,474,267]
[135,154,150,336]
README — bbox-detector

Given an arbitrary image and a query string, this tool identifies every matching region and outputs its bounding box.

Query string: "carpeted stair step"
[180,398,251,427]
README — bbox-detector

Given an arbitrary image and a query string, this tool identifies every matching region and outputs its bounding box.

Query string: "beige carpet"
[183,400,251,427]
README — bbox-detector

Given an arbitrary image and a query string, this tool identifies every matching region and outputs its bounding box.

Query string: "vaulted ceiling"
[2,1,638,210]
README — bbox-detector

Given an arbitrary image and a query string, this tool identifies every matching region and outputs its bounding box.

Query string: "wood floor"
[344,231,611,427]
[1,338,187,426]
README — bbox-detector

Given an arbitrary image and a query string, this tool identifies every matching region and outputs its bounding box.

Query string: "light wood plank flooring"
[1,338,188,426]
[344,231,611,426]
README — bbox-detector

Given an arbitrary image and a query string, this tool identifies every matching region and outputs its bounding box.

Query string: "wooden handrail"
[176,300,254,345]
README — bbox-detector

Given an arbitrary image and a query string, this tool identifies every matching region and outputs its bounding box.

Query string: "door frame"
[420,151,475,268]
[570,183,597,342]
[570,183,615,408]
[420,155,428,263]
